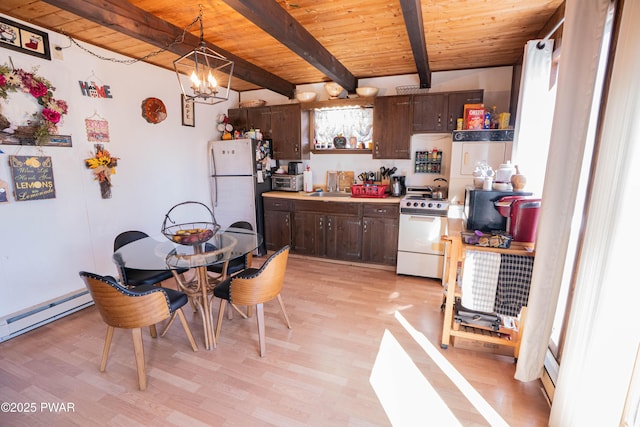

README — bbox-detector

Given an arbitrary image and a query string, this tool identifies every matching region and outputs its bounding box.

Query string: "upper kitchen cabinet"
[412,90,484,133]
[229,104,308,160]
[372,95,412,159]
[446,90,484,131]
[228,106,271,135]
[270,104,307,160]
[412,93,447,132]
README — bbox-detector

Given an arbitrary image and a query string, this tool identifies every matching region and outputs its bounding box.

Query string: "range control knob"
[428,202,433,208]
[436,203,442,209]
[412,202,419,207]
[420,202,426,208]
[405,201,412,207]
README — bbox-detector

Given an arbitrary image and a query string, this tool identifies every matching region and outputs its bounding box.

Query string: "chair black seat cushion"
[124,268,174,287]
[131,284,189,313]
[212,268,260,301]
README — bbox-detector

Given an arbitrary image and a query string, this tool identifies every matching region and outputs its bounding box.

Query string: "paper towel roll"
[303,170,313,192]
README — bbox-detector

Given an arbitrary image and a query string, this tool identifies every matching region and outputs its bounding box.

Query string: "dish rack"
[351,184,389,198]
[161,201,220,246]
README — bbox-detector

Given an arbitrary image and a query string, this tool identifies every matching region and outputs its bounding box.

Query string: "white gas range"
[396,186,449,279]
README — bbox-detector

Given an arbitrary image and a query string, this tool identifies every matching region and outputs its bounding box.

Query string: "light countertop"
[263,191,402,204]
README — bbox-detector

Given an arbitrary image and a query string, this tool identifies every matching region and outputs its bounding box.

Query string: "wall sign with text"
[9,155,56,201]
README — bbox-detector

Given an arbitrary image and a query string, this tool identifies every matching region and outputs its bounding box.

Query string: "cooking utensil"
[432,177,448,200]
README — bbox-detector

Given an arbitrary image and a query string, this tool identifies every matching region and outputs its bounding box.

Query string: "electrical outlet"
[52,45,63,60]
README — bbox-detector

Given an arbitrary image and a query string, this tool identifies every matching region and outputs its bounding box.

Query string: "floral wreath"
[0,63,69,144]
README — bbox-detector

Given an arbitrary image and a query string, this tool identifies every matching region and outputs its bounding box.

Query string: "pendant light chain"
[59,7,204,65]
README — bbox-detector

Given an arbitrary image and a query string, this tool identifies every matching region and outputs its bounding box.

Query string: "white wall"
[0,15,235,318]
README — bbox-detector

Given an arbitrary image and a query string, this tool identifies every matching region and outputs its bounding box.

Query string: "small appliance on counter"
[464,187,532,232]
[391,176,406,196]
[287,161,304,175]
[271,174,304,192]
[495,196,541,242]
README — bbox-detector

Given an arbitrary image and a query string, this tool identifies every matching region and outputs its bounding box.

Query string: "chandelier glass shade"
[174,11,234,105]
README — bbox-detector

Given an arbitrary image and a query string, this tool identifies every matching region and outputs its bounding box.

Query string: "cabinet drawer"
[264,198,294,211]
[295,200,361,216]
[363,204,399,219]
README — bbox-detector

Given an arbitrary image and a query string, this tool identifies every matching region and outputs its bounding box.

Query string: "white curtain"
[549,1,640,425]
[514,0,611,381]
[511,39,555,197]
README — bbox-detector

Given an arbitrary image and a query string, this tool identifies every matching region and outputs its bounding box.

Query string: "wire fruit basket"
[161,201,220,246]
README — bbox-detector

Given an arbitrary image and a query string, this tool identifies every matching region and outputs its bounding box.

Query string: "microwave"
[271,174,303,192]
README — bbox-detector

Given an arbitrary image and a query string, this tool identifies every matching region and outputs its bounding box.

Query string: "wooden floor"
[0,255,550,426]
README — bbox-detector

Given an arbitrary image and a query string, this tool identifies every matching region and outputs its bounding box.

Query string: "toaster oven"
[271,174,303,192]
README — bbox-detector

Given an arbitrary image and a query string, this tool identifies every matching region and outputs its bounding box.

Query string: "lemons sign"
[9,155,56,201]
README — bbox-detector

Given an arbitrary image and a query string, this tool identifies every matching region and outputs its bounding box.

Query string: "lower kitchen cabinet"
[264,196,399,266]
[263,198,293,251]
[292,200,362,261]
[326,214,362,261]
[362,204,399,266]
[292,211,325,256]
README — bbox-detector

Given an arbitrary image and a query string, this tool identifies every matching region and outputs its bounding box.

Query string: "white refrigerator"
[208,138,271,256]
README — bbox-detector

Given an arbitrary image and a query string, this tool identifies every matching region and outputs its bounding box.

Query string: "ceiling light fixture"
[173,6,234,105]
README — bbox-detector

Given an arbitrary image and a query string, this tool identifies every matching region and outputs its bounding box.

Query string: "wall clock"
[141,97,167,124]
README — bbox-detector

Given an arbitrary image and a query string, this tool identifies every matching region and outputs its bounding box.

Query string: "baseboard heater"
[0,290,94,343]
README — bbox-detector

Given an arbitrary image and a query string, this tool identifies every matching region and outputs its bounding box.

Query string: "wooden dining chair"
[212,245,292,357]
[113,230,174,288]
[79,271,198,390]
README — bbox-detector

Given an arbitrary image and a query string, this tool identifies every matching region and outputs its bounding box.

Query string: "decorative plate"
[141,97,167,124]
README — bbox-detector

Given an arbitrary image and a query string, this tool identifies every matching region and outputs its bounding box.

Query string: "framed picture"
[181,94,195,127]
[0,17,51,61]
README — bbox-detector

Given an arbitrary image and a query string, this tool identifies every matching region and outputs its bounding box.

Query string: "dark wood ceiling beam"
[41,0,295,98]
[222,0,357,92]
[399,0,431,88]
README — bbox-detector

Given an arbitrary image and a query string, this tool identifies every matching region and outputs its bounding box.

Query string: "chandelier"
[173,7,234,105]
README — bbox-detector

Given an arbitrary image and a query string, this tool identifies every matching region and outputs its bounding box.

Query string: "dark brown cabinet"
[372,95,412,159]
[325,214,362,262]
[228,106,271,135]
[292,211,325,256]
[264,196,398,266]
[263,198,293,251]
[270,104,303,160]
[446,90,484,131]
[411,90,484,133]
[412,93,447,133]
[362,204,399,266]
[292,200,362,260]
[228,104,307,160]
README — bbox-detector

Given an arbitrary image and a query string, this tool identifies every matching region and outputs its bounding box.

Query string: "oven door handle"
[406,215,437,222]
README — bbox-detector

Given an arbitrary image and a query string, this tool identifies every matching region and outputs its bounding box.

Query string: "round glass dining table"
[113,227,263,350]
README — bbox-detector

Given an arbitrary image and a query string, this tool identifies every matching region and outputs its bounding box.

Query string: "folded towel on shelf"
[461,250,502,313]
[494,254,535,317]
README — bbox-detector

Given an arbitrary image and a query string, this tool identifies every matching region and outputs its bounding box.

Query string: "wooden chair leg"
[131,328,147,390]
[100,326,114,372]
[276,294,292,329]
[160,312,178,336]
[175,308,199,352]
[149,324,158,338]
[215,299,227,340]
[256,303,266,357]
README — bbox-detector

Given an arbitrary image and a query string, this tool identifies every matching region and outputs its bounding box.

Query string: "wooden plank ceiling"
[0,0,564,98]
